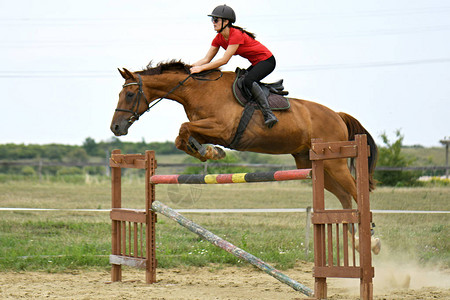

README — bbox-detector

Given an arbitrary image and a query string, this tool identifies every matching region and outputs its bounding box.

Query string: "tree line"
[0,132,447,186]
[0,137,181,178]
[0,137,181,162]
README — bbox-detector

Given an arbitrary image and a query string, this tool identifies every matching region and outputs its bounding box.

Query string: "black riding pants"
[243,55,276,91]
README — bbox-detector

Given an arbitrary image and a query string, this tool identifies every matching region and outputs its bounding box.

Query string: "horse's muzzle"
[110,119,131,136]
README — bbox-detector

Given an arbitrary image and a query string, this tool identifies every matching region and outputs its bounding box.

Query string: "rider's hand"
[190,66,204,74]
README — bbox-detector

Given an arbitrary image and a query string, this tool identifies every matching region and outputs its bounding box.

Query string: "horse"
[110,60,380,253]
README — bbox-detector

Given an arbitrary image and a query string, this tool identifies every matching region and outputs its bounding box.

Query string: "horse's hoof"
[214,147,226,159]
[205,146,226,160]
[371,237,381,255]
[188,136,206,156]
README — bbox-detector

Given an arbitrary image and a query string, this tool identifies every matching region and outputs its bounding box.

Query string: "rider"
[190,4,278,128]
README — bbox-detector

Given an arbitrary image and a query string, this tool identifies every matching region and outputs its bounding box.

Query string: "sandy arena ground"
[1,262,449,299]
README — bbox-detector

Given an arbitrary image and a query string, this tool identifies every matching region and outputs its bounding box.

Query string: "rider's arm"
[190,44,239,73]
[192,46,219,67]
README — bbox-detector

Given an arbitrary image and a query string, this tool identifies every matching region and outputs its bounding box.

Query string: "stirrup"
[263,113,278,128]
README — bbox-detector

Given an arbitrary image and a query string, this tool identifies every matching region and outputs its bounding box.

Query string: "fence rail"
[1,160,449,172]
[0,160,450,171]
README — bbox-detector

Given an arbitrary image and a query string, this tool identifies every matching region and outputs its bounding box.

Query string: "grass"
[402,147,446,166]
[0,178,449,273]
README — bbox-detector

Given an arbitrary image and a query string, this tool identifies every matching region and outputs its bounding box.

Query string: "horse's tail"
[338,112,378,191]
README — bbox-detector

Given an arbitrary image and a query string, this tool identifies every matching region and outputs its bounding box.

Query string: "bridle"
[116,70,222,124]
[115,74,149,123]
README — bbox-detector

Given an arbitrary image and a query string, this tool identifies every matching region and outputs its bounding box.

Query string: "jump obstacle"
[109,134,374,299]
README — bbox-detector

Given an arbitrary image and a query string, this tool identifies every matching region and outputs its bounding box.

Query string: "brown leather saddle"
[231,68,290,111]
[228,68,290,150]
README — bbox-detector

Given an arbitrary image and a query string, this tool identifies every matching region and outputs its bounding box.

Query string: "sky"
[0,0,449,147]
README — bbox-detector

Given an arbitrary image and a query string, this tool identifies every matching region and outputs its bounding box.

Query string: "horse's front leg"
[175,120,227,162]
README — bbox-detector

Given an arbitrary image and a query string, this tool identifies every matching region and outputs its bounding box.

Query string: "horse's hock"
[109,135,374,300]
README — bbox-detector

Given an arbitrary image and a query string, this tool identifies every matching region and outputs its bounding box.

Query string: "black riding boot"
[251,82,278,128]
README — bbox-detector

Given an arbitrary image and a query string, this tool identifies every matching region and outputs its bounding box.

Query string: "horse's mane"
[139,60,191,75]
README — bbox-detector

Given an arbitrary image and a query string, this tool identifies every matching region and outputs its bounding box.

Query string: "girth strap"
[229,102,257,149]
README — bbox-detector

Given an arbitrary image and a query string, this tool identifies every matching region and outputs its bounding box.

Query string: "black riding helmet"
[208,4,236,23]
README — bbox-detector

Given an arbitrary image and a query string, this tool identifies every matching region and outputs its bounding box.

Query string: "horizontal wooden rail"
[110,209,146,223]
[311,209,360,224]
[110,255,147,269]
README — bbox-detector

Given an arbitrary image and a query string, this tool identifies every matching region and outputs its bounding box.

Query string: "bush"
[374,130,421,186]
[21,166,36,176]
[57,167,83,176]
[183,150,251,174]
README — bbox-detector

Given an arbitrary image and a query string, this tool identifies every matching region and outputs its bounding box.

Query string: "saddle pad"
[232,71,290,111]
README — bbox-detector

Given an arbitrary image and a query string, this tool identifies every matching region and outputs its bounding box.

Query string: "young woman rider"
[190,4,278,128]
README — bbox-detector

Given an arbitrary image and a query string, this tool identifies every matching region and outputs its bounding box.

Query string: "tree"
[67,148,89,163]
[374,130,420,186]
[83,137,100,156]
[183,151,250,174]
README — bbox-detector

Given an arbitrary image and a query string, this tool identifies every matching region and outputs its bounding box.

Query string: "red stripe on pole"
[273,169,312,181]
[215,174,234,183]
[150,175,179,184]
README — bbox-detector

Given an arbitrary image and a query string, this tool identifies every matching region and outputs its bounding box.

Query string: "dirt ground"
[1,262,449,300]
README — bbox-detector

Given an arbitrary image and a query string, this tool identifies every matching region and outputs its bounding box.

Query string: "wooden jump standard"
[109,134,374,299]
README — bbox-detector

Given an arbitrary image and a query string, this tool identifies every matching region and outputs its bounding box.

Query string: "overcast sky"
[0,0,449,147]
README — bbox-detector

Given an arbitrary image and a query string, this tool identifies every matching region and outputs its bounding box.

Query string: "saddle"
[228,69,290,150]
[232,68,290,111]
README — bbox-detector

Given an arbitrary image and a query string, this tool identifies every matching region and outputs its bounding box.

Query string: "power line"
[280,57,450,72]
[1,57,449,78]
[253,6,450,22]
[269,25,450,41]
[2,6,449,25]
[0,72,115,78]
[0,24,448,48]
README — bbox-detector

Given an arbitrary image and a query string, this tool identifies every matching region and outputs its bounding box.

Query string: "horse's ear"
[118,68,135,80]
[118,68,127,79]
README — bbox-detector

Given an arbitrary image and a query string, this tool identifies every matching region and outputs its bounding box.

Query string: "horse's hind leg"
[324,172,354,209]
[292,153,357,207]
[323,159,357,209]
[324,159,381,254]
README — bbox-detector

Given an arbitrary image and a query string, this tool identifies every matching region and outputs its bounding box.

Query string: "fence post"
[38,159,43,182]
[311,138,327,299]
[203,161,208,175]
[305,206,311,256]
[111,149,122,282]
[145,150,157,283]
[355,135,374,299]
[105,150,110,177]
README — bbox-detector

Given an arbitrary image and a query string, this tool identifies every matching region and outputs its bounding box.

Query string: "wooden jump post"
[309,134,374,299]
[110,150,157,284]
[109,134,374,299]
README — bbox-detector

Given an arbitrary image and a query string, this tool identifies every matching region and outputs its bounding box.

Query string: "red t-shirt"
[211,27,273,66]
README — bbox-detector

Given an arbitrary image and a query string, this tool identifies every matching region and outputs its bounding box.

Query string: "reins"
[116,70,223,124]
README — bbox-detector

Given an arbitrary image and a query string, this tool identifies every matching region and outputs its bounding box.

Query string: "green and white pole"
[151,201,314,297]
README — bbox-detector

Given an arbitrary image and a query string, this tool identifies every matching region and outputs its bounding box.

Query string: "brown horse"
[111,60,378,212]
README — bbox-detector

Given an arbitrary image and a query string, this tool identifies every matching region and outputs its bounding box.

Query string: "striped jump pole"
[150,168,312,184]
[151,200,314,297]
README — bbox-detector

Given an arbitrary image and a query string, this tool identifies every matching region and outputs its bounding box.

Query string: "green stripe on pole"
[151,201,314,297]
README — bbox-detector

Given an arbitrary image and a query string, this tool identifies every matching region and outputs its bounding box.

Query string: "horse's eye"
[126,92,135,101]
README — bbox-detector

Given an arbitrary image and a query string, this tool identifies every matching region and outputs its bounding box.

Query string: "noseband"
[116,70,222,124]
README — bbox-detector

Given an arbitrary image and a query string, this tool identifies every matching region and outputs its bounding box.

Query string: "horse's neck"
[143,72,234,120]
[144,73,189,105]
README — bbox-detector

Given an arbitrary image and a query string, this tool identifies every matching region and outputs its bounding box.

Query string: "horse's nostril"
[114,124,119,132]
